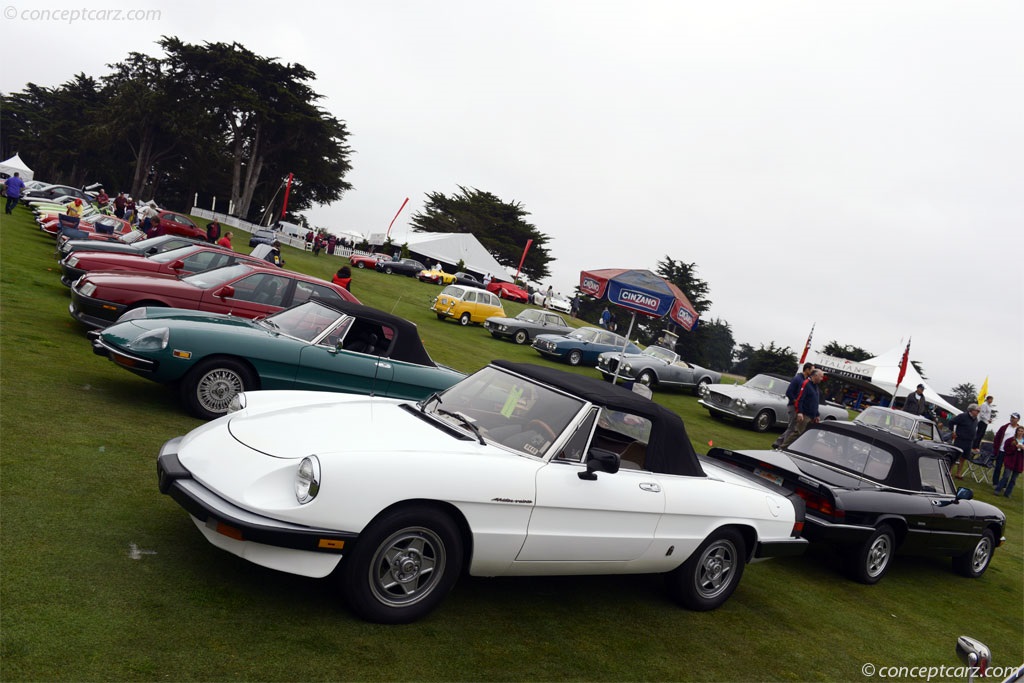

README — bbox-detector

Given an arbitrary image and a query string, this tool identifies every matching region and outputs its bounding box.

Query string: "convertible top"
[491,360,705,478]
[319,300,437,367]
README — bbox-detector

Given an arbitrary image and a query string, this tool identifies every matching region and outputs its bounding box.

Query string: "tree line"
[1,38,353,223]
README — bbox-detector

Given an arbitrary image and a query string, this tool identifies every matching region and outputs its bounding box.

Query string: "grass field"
[1,209,1021,682]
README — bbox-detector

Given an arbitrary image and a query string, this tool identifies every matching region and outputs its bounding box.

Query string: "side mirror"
[956,487,974,501]
[955,636,990,682]
[214,285,235,299]
[578,449,620,480]
[169,259,186,270]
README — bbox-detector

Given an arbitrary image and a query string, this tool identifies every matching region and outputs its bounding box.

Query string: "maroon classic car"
[69,263,360,330]
[59,243,267,286]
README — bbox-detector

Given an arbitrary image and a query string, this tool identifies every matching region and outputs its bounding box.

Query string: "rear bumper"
[754,537,809,559]
[802,515,876,544]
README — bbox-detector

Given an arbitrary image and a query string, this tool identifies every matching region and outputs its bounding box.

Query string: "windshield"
[182,264,251,289]
[440,285,466,298]
[149,245,197,263]
[644,346,676,362]
[744,374,787,395]
[516,310,542,322]
[854,409,916,439]
[261,301,347,342]
[790,429,894,482]
[424,366,585,458]
[570,328,600,342]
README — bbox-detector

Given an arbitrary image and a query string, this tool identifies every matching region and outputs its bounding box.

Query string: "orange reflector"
[102,304,118,311]
[215,522,244,541]
[172,350,193,359]
[318,539,345,550]
[793,521,804,536]
[112,354,137,368]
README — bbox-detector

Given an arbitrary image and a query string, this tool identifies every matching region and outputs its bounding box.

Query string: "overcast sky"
[3,0,1021,418]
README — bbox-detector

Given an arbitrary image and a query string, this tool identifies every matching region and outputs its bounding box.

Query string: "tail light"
[795,487,844,520]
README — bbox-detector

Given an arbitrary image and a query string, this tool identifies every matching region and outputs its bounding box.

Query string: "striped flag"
[896,338,911,387]
[798,324,815,365]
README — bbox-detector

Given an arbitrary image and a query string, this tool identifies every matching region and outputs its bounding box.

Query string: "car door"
[293,318,395,395]
[902,456,979,553]
[200,271,292,318]
[517,410,664,562]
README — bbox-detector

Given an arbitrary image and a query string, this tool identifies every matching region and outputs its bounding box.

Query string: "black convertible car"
[375,258,426,277]
[707,421,1006,584]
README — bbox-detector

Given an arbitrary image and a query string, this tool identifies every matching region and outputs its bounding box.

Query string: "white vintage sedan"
[157,360,808,623]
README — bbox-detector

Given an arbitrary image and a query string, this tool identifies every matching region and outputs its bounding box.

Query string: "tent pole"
[611,311,637,385]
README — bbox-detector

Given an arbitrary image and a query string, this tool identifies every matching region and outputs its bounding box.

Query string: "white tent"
[404,232,507,279]
[810,347,961,415]
[0,153,34,181]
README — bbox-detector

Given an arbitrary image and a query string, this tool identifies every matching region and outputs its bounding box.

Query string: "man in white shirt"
[974,395,995,453]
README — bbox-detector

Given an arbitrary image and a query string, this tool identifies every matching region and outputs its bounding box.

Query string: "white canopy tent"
[810,346,961,416]
[404,232,507,279]
[0,153,34,181]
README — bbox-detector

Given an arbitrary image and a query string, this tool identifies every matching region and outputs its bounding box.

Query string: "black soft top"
[320,300,437,367]
[492,360,705,477]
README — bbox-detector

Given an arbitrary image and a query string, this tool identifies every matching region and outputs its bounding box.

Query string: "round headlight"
[698,384,709,397]
[295,456,321,504]
[735,398,747,409]
[126,327,169,352]
[623,363,632,373]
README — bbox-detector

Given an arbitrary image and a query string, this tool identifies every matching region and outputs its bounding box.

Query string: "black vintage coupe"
[375,258,426,277]
[707,421,1006,584]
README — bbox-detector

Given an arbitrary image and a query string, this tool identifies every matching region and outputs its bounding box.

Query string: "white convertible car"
[157,360,808,623]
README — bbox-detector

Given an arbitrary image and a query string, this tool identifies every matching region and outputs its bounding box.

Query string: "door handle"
[639,483,661,493]
[376,361,392,369]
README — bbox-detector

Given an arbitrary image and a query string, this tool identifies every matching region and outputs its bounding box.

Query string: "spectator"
[483,273,492,287]
[96,188,109,208]
[991,412,1021,487]
[570,295,580,318]
[774,363,816,449]
[599,306,610,327]
[113,192,126,219]
[4,172,26,214]
[950,404,980,479]
[217,231,233,250]
[266,240,285,267]
[327,235,337,255]
[993,426,1024,497]
[66,198,85,218]
[124,196,137,225]
[780,369,825,449]
[332,265,352,291]
[206,220,221,244]
[903,384,927,415]
[974,395,995,453]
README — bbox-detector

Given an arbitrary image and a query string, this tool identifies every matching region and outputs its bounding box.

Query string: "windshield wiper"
[419,391,442,413]
[259,318,280,330]
[437,409,486,445]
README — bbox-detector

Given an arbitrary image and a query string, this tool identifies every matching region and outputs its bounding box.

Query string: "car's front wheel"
[952,529,995,578]
[665,528,746,611]
[355,261,366,268]
[341,507,463,624]
[637,370,656,387]
[513,330,529,345]
[181,357,255,420]
[847,524,895,584]
[384,266,393,274]
[753,409,774,432]
[567,350,583,366]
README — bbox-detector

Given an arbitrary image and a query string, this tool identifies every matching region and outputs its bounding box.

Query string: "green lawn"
[1,211,1021,681]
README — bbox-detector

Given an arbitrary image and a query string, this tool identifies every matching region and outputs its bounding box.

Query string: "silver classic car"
[597,346,722,394]
[698,373,849,432]
[484,308,571,344]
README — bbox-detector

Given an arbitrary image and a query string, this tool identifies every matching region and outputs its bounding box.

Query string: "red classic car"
[486,280,530,303]
[59,243,267,286]
[153,210,207,240]
[349,252,392,269]
[40,213,135,239]
[69,263,360,330]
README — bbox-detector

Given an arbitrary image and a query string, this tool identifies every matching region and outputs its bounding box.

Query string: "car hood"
[705,383,773,400]
[69,251,155,269]
[81,270,195,291]
[101,309,260,344]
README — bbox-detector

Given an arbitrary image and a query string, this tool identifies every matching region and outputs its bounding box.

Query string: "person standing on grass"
[973,395,994,453]
[217,232,233,250]
[4,172,26,214]
[774,362,816,450]
[780,369,825,449]
[990,411,1020,487]
[993,426,1024,497]
[950,404,980,479]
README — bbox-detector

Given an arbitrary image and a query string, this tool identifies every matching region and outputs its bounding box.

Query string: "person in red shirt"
[217,232,233,250]
[332,265,352,291]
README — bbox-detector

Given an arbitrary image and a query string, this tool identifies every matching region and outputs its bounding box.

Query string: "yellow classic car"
[431,284,505,325]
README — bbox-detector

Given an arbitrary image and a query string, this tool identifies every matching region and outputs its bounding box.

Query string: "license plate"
[754,468,783,487]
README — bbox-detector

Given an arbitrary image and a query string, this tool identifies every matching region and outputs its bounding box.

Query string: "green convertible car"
[90,300,465,419]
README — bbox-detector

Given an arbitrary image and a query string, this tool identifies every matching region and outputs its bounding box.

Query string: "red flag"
[798,324,815,365]
[280,173,294,218]
[514,238,533,283]
[386,197,409,238]
[896,338,912,386]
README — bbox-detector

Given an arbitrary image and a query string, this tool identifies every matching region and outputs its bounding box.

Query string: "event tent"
[0,153,34,181]
[404,232,508,280]
[810,346,961,415]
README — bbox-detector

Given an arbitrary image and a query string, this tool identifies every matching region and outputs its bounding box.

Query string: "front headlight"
[295,456,321,504]
[735,398,747,409]
[227,393,246,413]
[126,327,169,352]
[116,307,150,323]
[66,256,80,268]
[623,363,633,373]
[698,384,710,397]
[78,281,97,297]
